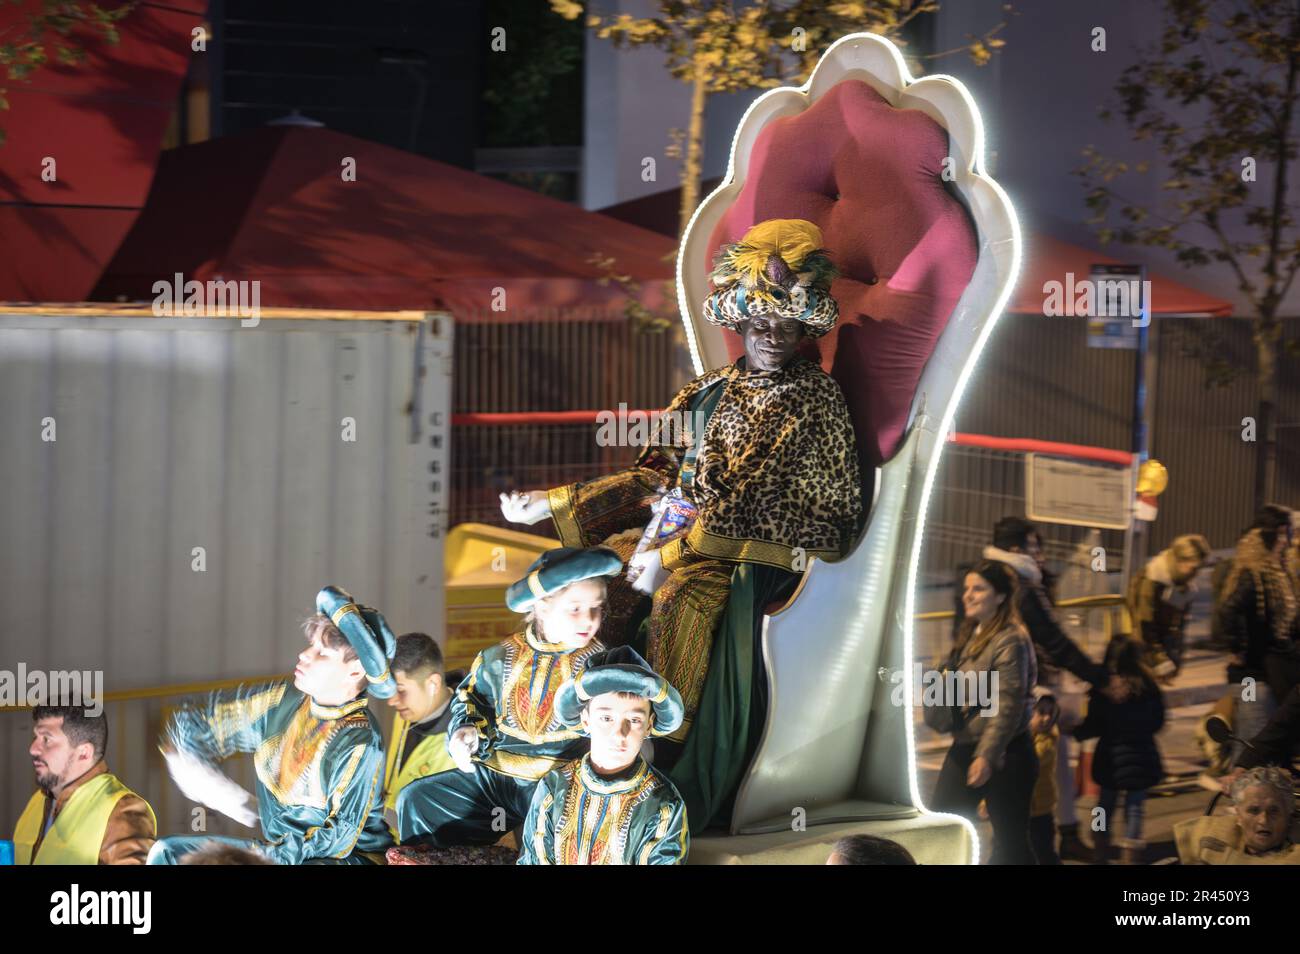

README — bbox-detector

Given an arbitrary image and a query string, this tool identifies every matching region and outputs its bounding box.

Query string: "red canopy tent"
[0,0,205,302]
[93,125,677,318]
[1006,233,1233,317]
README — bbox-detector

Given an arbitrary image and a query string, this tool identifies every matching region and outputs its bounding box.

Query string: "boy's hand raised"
[449,727,481,773]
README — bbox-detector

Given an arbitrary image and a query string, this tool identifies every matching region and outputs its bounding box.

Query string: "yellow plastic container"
[443,522,560,671]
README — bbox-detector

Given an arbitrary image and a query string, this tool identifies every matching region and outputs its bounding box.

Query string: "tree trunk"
[677,60,707,243]
[1252,14,1299,508]
[1253,319,1280,509]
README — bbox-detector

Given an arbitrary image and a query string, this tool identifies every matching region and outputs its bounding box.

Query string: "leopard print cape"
[636,356,863,568]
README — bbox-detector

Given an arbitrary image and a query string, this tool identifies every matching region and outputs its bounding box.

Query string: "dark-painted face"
[741,315,805,371]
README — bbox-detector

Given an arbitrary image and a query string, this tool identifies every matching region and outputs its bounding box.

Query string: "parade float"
[452,30,1022,863]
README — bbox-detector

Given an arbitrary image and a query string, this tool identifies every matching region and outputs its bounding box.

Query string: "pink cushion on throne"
[706,80,979,468]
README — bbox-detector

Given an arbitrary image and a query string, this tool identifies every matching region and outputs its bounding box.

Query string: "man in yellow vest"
[14,706,156,864]
[381,632,463,837]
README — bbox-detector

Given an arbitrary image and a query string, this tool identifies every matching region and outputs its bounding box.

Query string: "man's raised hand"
[628,549,668,596]
[499,490,552,526]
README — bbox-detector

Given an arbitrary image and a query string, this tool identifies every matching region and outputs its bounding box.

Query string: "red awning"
[93,125,677,318]
[1008,233,1233,317]
[599,176,725,237]
[0,0,205,302]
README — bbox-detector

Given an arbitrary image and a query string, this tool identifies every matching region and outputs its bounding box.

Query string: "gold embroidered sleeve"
[547,469,666,549]
[519,784,556,865]
[636,798,689,865]
[164,681,288,761]
[547,375,712,548]
[448,652,496,741]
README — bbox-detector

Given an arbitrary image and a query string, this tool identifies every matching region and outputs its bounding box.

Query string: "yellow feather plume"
[727,219,825,285]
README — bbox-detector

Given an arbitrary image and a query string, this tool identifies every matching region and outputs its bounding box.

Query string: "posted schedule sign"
[1025,454,1133,530]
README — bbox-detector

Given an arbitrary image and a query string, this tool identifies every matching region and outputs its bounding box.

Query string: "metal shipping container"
[0,305,452,833]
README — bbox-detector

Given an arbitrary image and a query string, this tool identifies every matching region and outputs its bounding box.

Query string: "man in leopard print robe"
[501,220,863,826]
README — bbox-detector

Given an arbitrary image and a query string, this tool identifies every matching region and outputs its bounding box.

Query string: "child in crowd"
[1028,691,1061,864]
[1074,635,1166,864]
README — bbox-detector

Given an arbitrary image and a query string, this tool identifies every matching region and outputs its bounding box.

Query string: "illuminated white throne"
[680,33,1021,863]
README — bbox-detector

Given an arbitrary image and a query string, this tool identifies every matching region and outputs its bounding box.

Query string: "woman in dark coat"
[1074,635,1165,864]
[927,560,1038,864]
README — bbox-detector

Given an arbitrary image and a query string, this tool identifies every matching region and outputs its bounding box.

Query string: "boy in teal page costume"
[396,546,622,848]
[520,646,689,864]
[147,586,396,865]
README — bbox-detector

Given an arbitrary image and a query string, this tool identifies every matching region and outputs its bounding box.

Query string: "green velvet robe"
[395,627,609,846]
[151,681,391,865]
[449,626,606,781]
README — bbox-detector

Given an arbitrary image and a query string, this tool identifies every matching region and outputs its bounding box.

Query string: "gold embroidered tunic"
[519,755,689,865]
[394,627,610,848]
[450,626,607,781]
[151,681,391,864]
